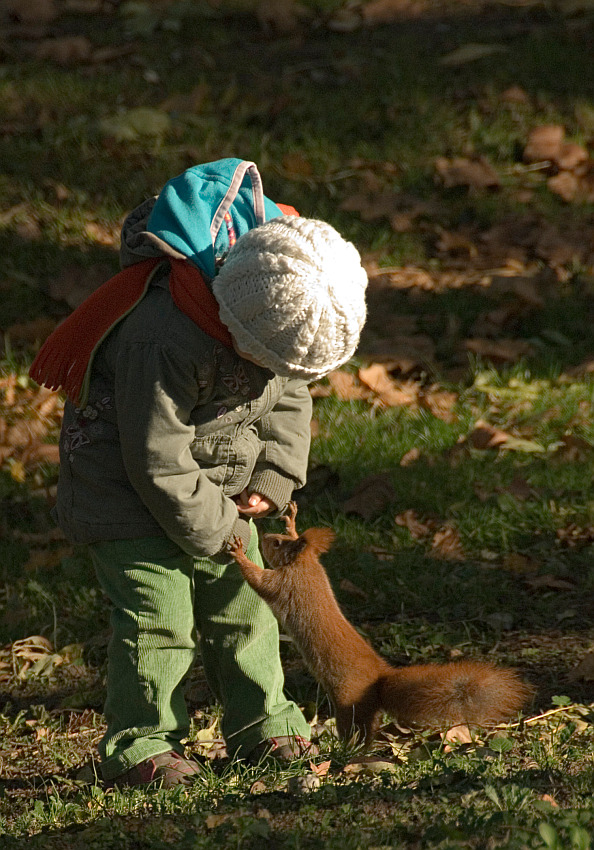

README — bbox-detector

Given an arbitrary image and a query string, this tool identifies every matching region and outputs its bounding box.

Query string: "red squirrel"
[230,503,532,745]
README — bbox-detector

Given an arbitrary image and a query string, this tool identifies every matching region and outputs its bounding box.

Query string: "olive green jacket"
[54,201,311,557]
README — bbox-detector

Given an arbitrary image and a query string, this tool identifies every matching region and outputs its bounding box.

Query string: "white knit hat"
[212,216,368,380]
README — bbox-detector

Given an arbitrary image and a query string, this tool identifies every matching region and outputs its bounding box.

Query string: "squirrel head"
[262,527,335,567]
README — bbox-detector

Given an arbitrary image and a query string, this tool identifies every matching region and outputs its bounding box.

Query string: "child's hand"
[235,490,276,517]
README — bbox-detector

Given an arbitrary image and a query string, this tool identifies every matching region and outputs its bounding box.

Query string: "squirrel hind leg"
[336,707,380,747]
[335,686,382,746]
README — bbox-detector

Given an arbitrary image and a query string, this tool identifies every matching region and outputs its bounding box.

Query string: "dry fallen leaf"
[327,5,362,31]
[160,83,211,115]
[326,370,369,401]
[555,434,592,462]
[556,142,589,171]
[366,544,395,561]
[467,420,510,450]
[435,156,500,190]
[399,447,421,467]
[442,724,473,745]
[5,419,47,448]
[556,523,594,547]
[281,151,313,178]
[565,357,594,377]
[548,171,579,202]
[486,275,545,308]
[523,125,565,163]
[367,265,436,291]
[358,363,418,407]
[309,759,331,777]
[525,574,576,591]
[287,774,321,793]
[6,0,57,24]
[436,229,478,258]
[421,389,458,423]
[340,191,400,221]
[31,386,60,416]
[502,553,539,575]
[24,546,73,572]
[439,43,507,67]
[0,374,17,406]
[35,36,93,65]
[431,526,465,561]
[256,0,307,33]
[464,338,534,363]
[13,527,65,544]
[361,0,416,24]
[358,334,436,376]
[13,634,53,654]
[568,651,594,682]
[8,459,26,482]
[500,85,530,105]
[395,509,436,539]
[205,814,232,830]
[84,221,120,247]
[500,477,534,500]
[49,263,114,309]
[343,756,398,775]
[339,578,369,600]
[343,473,396,520]
[5,317,57,346]
[24,443,60,465]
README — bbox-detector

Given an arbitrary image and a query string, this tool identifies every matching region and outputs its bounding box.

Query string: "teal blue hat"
[147,158,284,279]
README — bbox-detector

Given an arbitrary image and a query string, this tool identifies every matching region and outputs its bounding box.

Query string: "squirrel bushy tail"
[378,660,533,730]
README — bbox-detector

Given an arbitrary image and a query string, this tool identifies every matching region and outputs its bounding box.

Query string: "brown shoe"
[249,735,319,763]
[112,751,203,788]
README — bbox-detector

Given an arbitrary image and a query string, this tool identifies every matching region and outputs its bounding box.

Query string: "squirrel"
[230,503,532,745]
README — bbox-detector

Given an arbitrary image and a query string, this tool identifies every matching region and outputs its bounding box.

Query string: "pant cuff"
[100,740,185,781]
[226,717,312,760]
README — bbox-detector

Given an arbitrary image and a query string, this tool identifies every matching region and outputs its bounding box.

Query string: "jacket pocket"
[191,432,259,496]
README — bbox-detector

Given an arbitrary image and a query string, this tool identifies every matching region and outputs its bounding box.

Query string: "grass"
[1,0,594,846]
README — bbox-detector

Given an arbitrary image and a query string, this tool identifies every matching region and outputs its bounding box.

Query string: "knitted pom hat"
[212,216,368,380]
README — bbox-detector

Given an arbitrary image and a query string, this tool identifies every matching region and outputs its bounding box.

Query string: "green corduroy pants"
[90,527,310,780]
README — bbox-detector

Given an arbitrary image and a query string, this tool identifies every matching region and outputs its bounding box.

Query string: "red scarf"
[30,203,299,404]
[29,257,234,405]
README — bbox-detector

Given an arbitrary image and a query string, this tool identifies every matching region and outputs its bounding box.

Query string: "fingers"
[235,492,276,517]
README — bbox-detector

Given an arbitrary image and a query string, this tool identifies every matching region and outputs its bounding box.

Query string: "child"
[30,158,368,788]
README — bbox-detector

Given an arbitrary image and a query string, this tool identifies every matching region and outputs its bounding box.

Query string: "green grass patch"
[1,0,594,846]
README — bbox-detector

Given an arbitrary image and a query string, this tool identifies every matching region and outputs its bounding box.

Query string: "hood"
[120,158,285,279]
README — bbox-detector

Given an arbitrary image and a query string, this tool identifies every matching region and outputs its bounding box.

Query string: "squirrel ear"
[302,527,335,555]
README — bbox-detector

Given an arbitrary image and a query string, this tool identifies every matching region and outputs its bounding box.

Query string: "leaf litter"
[1,1,594,838]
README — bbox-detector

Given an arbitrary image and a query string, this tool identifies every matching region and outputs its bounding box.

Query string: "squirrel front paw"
[229,535,245,559]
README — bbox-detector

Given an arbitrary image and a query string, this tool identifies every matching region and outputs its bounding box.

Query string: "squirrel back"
[232,511,532,744]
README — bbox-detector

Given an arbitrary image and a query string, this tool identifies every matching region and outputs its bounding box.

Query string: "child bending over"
[31,158,367,787]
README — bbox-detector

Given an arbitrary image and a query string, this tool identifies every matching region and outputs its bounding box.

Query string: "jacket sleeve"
[248,378,312,512]
[114,340,250,558]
